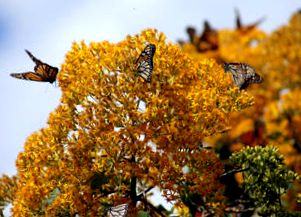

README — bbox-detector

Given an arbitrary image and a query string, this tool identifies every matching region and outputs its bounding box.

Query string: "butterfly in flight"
[224,62,263,90]
[235,9,265,34]
[107,203,129,217]
[135,44,156,83]
[10,50,59,83]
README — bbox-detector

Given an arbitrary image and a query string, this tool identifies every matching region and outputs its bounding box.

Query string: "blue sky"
[0,0,300,177]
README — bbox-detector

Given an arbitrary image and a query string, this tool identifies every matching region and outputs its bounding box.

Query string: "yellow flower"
[10,29,254,215]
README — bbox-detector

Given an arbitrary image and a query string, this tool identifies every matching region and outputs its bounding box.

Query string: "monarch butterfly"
[235,9,265,34]
[10,50,59,83]
[107,203,129,217]
[186,26,196,44]
[197,20,218,52]
[224,62,263,89]
[135,44,156,83]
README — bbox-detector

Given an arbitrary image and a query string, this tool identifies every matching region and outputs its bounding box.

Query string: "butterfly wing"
[34,63,59,83]
[25,49,43,66]
[107,203,129,217]
[10,72,46,82]
[224,63,245,88]
[235,9,265,33]
[198,20,218,52]
[250,72,263,83]
[241,71,263,89]
[186,27,196,43]
[135,44,156,83]
[24,50,59,83]
[240,63,263,89]
[224,62,263,89]
[136,59,153,83]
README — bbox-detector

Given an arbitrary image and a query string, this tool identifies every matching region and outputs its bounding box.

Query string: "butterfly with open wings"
[10,50,59,83]
[224,62,263,90]
[135,44,156,83]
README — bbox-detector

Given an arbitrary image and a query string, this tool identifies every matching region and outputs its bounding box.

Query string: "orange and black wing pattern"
[224,62,263,89]
[10,50,59,83]
[197,20,219,52]
[135,44,156,83]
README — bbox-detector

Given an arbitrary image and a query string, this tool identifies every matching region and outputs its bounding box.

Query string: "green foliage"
[137,210,150,217]
[229,146,299,215]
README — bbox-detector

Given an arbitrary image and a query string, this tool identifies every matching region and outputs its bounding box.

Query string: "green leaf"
[229,146,298,215]
[137,210,150,217]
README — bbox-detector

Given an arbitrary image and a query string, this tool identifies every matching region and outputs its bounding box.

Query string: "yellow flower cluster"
[186,11,301,210]
[9,29,254,215]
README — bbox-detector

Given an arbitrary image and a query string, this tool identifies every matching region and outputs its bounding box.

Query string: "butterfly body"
[10,50,58,83]
[224,62,263,89]
[135,44,156,83]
